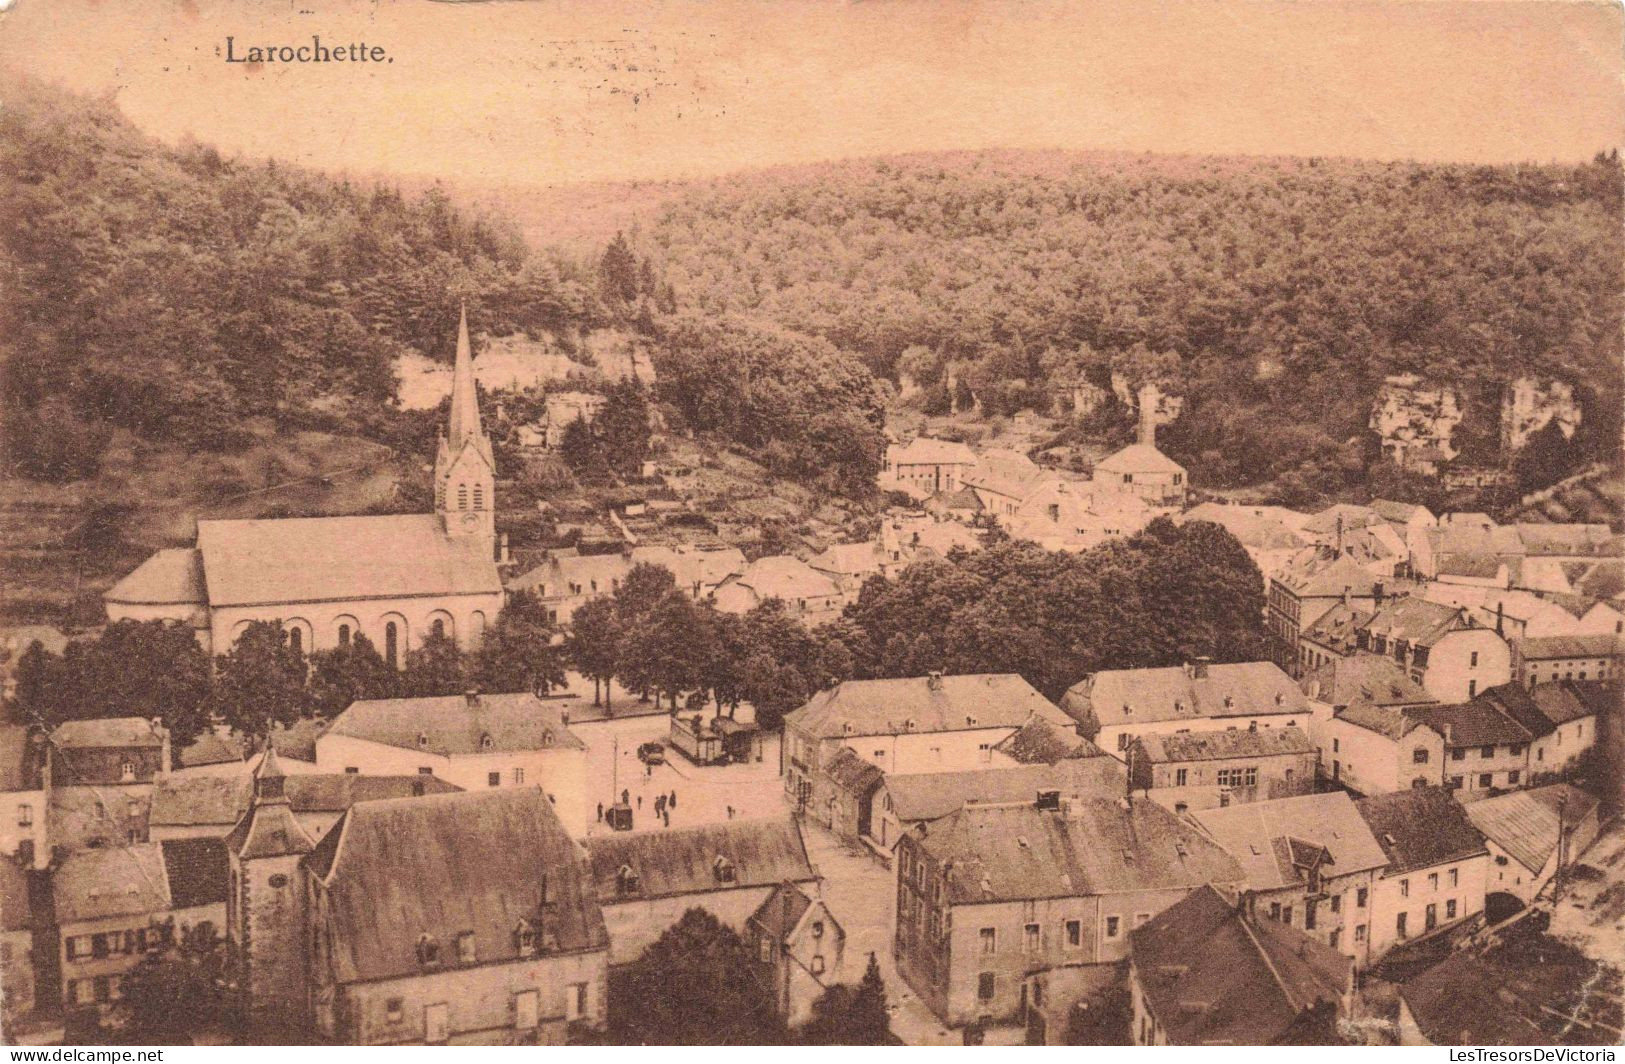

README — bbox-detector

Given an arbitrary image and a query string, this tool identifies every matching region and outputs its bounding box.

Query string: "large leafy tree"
[473,589,567,695]
[307,633,397,718]
[566,596,622,708]
[400,628,470,698]
[212,621,312,741]
[609,908,785,1045]
[798,953,892,1045]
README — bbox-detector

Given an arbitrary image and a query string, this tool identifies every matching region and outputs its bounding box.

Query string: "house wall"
[1484,840,1542,904]
[1523,655,1620,686]
[60,902,224,1012]
[1322,720,1443,796]
[1097,711,1307,762]
[314,736,587,838]
[1128,962,1168,1046]
[1531,716,1596,775]
[1,788,47,869]
[51,747,163,788]
[1243,868,1377,967]
[1367,855,1488,960]
[597,883,796,967]
[329,947,608,1045]
[1442,742,1529,793]
[2,927,35,1023]
[1417,630,1512,703]
[1141,749,1317,812]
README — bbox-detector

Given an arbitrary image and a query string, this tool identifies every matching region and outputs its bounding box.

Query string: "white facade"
[1321,717,1444,795]
[1096,709,1308,763]
[827,726,1025,776]
[1367,855,1488,961]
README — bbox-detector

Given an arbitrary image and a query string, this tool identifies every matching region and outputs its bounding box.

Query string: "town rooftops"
[581,815,814,902]
[1063,661,1306,733]
[1275,552,1394,599]
[1436,554,1508,581]
[787,673,1069,739]
[1134,725,1315,764]
[194,514,502,608]
[1358,598,1475,648]
[1300,602,1372,653]
[307,787,607,985]
[1335,701,1428,741]
[1301,653,1435,709]
[52,843,172,923]
[748,881,817,944]
[103,547,206,606]
[1402,699,1533,749]
[917,797,1243,904]
[160,837,230,910]
[882,759,1125,824]
[962,450,1052,501]
[150,773,462,828]
[1181,503,1307,550]
[1513,633,1623,661]
[51,717,163,749]
[1369,499,1434,526]
[727,555,841,602]
[326,691,585,756]
[890,437,978,467]
[808,542,885,579]
[992,714,1105,764]
[1457,784,1599,876]
[1190,792,1390,892]
[1131,885,1350,1045]
[506,548,630,597]
[174,730,247,770]
[1355,787,1487,875]
[629,544,746,591]
[1513,522,1618,558]
[1531,680,1618,726]
[1304,504,1385,536]
[1094,443,1185,477]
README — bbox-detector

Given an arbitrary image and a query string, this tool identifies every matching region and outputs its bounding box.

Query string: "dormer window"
[515,919,537,954]
[416,933,441,966]
[713,856,736,885]
[480,733,494,751]
[541,729,554,748]
[455,931,476,964]
[1274,692,1284,706]
[1223,696,1235,709]
[417,732,430,748]
[616,865,640,896]
[120,761,136,782]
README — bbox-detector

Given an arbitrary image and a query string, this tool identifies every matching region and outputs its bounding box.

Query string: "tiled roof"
[1131,885,1349,1045]
[1357,597,1471,648]
[1276,552,1396,599]
[1182,504,1306,550]
[919,798,1243,904]
[160,837,229,910]
[1403,700,1533,748]
[104,548,205,606]
[883,759,1124,824]
[508,549,631,596]
[326,691,585,755]
[269,718,325,763]
[1355,788,1487,874]
[150,773,462,827]
[195,514,501,607]
[992,715,1105,764]
[1458,784,1599,875]
[310,788,607,984]
[1301,653,1434,709]
[1135,725,1315,763]
[730,555,842,601]
[51,717,163,749]
[174,730,246,769]
[1437,554,1506,580]
[628,544,746,590]
[1190,792,1390,892]
[748,881,815,943]
[1064,661,1306,731]
[1513,634,1623,661]
[808,542,885,579]
[821,747,884,794]
[1335,701,1424,741]
[1369,499,1433,525]
[582,816,814,902]
[789,673,1069,739]
[1301,602,1372,652]
[1513,523,1618,558]
[1304,504,1384,535]
[53,843,170,924]
[962,451,1052,501]
[891,437,979,467]
[1094,443,1185,476]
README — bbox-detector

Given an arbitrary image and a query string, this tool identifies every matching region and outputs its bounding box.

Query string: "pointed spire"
[447,301,483,446]
[254,742,287,802]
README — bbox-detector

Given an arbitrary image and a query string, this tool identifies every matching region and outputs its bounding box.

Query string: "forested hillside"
[0,81,600,479]
[649,151,1625,492]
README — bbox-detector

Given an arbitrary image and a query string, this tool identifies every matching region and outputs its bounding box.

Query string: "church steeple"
[447,302,483,447]
[434,301,497,551]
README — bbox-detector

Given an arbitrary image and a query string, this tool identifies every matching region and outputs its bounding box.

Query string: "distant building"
[1458,784,1601,905]
[1513,633,1623,687]
[317,691,588,836]
[580,817,815,967]
[0,725,46,869]
[148,772,460,844]
[1129,885,1353,1045]
[1308,596,1513,703]
[1190,792,1390,967]
[1128,725,1318,813]
[0,856,34,1025]
[1062,659,1309,759]
[1269,553,1414,674]
[748,881,846,1026]
[881,437,980,497]
[961,450,1053,520]
[1092,443,1187,508]
[1403,697,1536,794]
[713,556,845,626]
[48,718,168,788]
[893,794,1243,1034]
[1355,787,1489,962]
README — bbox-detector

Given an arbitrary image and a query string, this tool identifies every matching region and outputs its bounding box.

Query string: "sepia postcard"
[0,0,1622,1050]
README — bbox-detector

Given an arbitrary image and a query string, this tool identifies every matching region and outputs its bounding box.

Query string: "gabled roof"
[1335,701,1427,741]
[891,437,979,467]
[1369,499,1434,525]
[808,542,885,579]
[730,555,841,601]
[1513,634,1623,661]
[962,450,1052,501]
[1458,784,1599,875]
[1276,551,1397,599]
[326,691,585,755]
[1301,653,1435,709]
[53,843,170,924]
[1134,725,1315,764]
[1535,681,1619,726]
[582,816,814,902]
[992,714,1105,764]
[104,548,205,606]
[749,880,816,943]
[1190,792,1390,892]
[1094,443,1185,476]
[195,514,502,607]
[150,773,462,827]
[918,798,1243,904]
[1357,597,1476,649]
[51,717,163,749]
[1304,504,1384,535]
[175,730,246,769]
[1132,885,1350,1045]
[1182,504,1307,550]
[1513,523,1618,558]
[1064,661,1306,732]
[508,549,630,596]
[160,837,229,910]
[788,674,1069,739]
[1355,788,1487,875]
[883,759,1125,824]
[1403,699,1533,748]
[311,788,607,985]
[822,747,884,795]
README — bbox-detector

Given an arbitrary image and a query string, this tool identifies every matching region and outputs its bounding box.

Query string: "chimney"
[1342,585,1352,608]
[1137,383,1158,446]
[153,718,171,775]
[1192,657,1210,680]
[1495,601,1505,637]
[1335,514,1346,557]
[465,688,481,709]
[1443,723,1454,746]
[926,670,944,691]
[411,778,426,797]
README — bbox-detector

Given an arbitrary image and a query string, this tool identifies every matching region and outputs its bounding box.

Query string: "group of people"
[597,788,680,829]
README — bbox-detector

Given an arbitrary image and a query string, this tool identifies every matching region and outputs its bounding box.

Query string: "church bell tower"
[435,303,497,555]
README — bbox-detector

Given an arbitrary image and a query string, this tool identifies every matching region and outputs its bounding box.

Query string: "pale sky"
[1,0,1620,186]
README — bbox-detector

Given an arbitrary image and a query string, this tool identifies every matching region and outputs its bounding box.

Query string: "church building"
[105,307,504,666]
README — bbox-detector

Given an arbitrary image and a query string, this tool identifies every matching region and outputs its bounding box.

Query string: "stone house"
[748,881,846,1026]
[0,856,34,1026]
[0,725,46,870]
[1355,787,1489,963]
[880,437,980,497]
[1091,442,1187,508]
[1458,784,1601,905]
[1513,634,1623,687]
[1128,725,1318,813]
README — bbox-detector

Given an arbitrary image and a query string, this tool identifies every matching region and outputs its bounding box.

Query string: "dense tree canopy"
[608,908,785,1045]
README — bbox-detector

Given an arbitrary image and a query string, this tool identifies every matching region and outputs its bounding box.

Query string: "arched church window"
[288,627,302,655]
[385,622,399,668]
[431,618,445,640]
[473,485,484,511]
[458,484,469,510]
[338,624,351,648]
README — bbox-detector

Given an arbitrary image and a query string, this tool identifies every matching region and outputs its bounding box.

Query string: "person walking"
[596,802,604,822]
[637,795,643,810]
[669,790,677,809]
